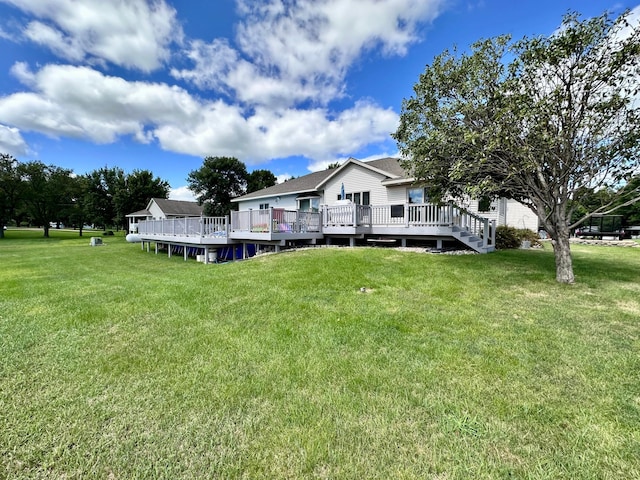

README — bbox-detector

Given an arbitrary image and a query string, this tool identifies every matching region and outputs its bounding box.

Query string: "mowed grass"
[1,229,639,479]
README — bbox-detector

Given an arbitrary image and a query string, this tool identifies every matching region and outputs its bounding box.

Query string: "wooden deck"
[135,203,496,259]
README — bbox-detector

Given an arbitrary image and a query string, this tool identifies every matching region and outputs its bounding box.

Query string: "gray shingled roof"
[151,198,204,216]
[234,169,335,201]
[126,208,151,217]
[366,157,408,177]
[234,157,408,202]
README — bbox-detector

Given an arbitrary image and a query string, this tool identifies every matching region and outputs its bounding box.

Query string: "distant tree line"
[0,153,170,238]
[1,154,280,238]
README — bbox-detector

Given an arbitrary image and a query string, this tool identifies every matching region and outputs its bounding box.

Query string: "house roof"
[148,198,204,216]
[233,157,410,202]
[232,169,336,202]
[125,208,151,218]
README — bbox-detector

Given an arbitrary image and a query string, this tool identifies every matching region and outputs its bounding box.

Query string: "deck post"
[401,238,407,247]
[269,207,274,233]
[352,204,357,226]
[437,239,443,249]
[184,245,188,261]
[243,243,248,259]
[405,203,409,227]
[168,243,172,258]
[349,237,355,247]
[225,215,230,236]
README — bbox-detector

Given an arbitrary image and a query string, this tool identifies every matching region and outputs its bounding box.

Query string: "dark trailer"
[575,215,628,240]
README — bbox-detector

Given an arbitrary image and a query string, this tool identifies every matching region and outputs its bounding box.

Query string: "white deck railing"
[231,208,321,234]
[137,216,229,238]
[323,202,495,248]
[136,204,495,249]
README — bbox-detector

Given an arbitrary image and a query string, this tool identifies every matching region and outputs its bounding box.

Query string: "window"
[408,187,428,204]
[259,203,269,210]
[298,197,320,212]
[478,196,491,212]
[340,191,370,205]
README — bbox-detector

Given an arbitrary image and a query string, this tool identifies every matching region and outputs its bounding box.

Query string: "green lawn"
[1,229,639,479]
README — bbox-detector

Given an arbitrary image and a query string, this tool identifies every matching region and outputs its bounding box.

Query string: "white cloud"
[173,0,445,107]
[169,186,197,202]
[0,124,29,156]
[3,0,182,71]
[0,63,398,164]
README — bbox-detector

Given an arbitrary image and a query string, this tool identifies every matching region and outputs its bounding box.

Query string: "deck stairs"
[451,225,495,253]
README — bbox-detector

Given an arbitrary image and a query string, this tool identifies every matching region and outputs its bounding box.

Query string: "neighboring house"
[126,198,203,233]
[133,157,539,261]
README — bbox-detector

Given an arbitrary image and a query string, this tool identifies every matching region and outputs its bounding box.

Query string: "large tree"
[114,169,170,230]
[83,167,125,230]
[0,154,22,238]
[18,161,74,237]
[394,10,640,283]
[187,157,248,216]
[247,169,277,193]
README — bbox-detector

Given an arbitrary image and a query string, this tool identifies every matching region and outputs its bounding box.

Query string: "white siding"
[324,165,389,205]
[148,201,165,219]
[237,193,301,211]
[386,185,410,204]
[504,199,538,230]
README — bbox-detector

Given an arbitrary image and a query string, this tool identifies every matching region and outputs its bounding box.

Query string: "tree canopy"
[0,154,170,237]
[247,169,277,194]
[187,156,249,216]
[394,10,640,283]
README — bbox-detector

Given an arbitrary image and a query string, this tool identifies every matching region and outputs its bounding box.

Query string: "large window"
[298,197,320,212]
[408,187,428,204]
[338,191,370,205]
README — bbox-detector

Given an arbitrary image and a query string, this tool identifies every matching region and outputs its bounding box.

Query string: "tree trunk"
[552,231,574,284]
[43,225,49,238]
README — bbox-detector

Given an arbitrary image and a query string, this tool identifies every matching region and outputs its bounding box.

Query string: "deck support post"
[437,239,443,249]
[204,247,209,264]
[184,245,188,261]
[243,243,248,259]
[349,237,355,247]
[401,238,407,247]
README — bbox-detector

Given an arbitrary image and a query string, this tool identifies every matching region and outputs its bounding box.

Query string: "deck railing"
[231,208,321,234]
[136,204,495,249]
[137,216,229,238]
[323,202,495,248]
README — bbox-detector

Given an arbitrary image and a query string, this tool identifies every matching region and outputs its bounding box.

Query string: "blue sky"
[0,0,637,200]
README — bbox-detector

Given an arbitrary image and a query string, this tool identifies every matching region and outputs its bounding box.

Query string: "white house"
[126,198,203,233]
[132,157,539,259]
[233,157,538,231]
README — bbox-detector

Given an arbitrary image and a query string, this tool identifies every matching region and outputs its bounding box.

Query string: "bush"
[495,226,540,250]
[496,226,521,249]
[103,230,114,236]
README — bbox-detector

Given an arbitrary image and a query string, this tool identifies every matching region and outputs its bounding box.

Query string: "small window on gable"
[478,196,492,212]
